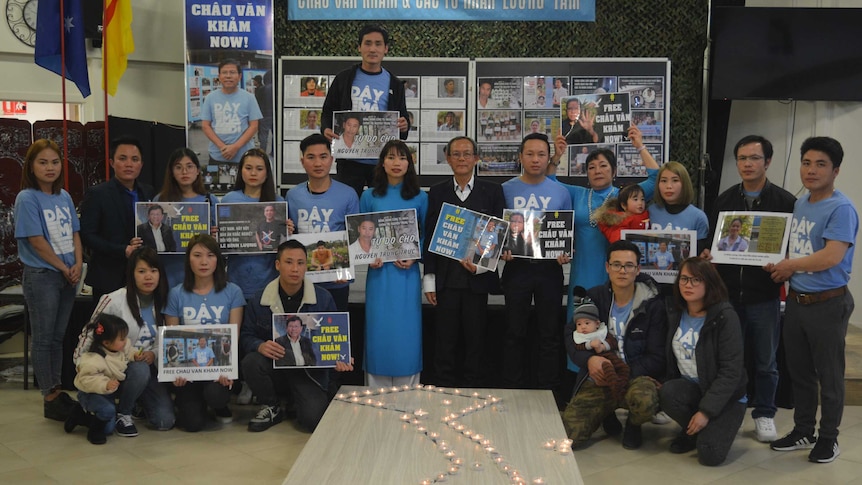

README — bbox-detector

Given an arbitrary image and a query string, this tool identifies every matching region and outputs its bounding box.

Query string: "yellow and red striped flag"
[102,0,134,96]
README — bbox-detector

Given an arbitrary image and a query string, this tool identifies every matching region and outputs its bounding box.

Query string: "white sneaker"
[237,382,253,405]
[651,411,672,425]
[754,417,778,442]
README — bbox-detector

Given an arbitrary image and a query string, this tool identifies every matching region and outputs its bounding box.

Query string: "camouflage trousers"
[561,376,659,446]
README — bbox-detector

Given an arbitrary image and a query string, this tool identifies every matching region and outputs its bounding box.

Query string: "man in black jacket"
[561,240,667,450]
[80,136,154,301]
[321,24,410,196]
[701,135,796,443]
[137,204,176,253]
[423,137,505,387]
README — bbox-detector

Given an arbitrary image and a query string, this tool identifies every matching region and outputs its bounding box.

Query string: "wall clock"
[6,0,38,47]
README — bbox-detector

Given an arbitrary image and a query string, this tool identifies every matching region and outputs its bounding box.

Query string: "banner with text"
[216,202,288,254]
[287,0,595,22]
[272,312,351,369]
[135,202,211,254]
[345,210,421,266]
[503,209,574,259]
[157,324,238,382]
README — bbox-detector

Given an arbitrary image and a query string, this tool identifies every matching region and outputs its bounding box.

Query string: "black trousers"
[433,287,490,387]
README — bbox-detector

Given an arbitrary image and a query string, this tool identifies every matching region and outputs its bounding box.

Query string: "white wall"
[0,0,186,125]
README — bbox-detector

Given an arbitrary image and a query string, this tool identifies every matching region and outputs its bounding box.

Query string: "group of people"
[15,22,856,469]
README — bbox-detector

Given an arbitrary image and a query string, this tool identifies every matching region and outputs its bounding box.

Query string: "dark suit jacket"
[80,178,154,292]
[137,222,177,252]
[274,335,317,366]
[424,178,505,295]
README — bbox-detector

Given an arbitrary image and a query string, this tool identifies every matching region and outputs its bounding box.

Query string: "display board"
[278,57,670,189]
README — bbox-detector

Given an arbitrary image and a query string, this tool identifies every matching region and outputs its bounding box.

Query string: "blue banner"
[287,0,595,22]
[186,1,274,50]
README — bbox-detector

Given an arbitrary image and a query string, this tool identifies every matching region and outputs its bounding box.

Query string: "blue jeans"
[23,266,75,396]
[733,299,780,419]
[78,391,117,434]
[122,361,175,430]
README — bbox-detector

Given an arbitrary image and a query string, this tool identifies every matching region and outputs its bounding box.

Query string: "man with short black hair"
[321,24,410,196]
[201,59,263,164]
[767,136,858,464]
[240,240,353,433]
[702,135,796,443]
[137,204,176,253]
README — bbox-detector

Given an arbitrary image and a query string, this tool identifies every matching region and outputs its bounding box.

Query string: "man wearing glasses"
[561,240,667,450]
[701,135,796,443]
[423,136,504,387]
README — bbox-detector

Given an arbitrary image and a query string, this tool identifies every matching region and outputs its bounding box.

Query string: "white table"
[284,386,583,484]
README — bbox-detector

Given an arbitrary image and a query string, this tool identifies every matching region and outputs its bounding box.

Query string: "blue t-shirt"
[192,345,216,366]
[287,180,359,233]
[221,190,284,298]
[610,297,634,362]
[788,190,858,292]
[653,249,675,268]
[648,204,709,239]
[350,68,391,165]
[201,88,263,163]
[14,189,80,270]
[135,302,158,351]
[164,282,245,325]
[673,311,705,382]
[502,177,573,211]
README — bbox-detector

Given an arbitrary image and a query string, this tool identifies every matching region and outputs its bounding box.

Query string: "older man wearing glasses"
[561,240,667,450]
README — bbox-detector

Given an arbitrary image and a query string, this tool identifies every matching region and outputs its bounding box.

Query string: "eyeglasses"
[736,155,764,162]
[679,275,703,287]
[449,152,475,159]
[608,262,638,273]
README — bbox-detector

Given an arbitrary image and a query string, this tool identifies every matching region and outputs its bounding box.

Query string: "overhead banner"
[287,0,595,22]
[185,0,275,195]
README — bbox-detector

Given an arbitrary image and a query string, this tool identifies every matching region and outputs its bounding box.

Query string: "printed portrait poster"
[215,202,288,254]
[345,210,421,266]
[289,231,355,283]
[157,324,238,382]
[184,0,274,195]
[428,203,509,272]
[709,211,793,266]
[560,92,631,146]
[503,210,574,260]
[476,144,520,177]
[331,111,400,159]
[621,230,697,284]
[272,312,351,369]
[477,77,524,109]
[135,202,210,254]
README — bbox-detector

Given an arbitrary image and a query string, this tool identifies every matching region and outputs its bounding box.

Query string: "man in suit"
[274,316,317,367]
[137,204,176,252]
[423,136,505,387]
[80,136,154,301]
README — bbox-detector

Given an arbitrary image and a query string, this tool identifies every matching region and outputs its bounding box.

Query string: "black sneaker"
[808,438,840,463]
[214,407,233,424]
[115,414,139,437]
[770,430,817,451]
[621,419,642,450]
[669,433,697,454]
[248,405,283,432]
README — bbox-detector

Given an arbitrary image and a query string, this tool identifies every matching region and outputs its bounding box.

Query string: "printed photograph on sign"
[157,324,238,382]
[560,93,631,146]
[503,209,574,259]
[215,202,288,254]
[135,202,210,254]
[345,210,421,266]
[331,111,400,159]
[477,77,524,109]
[272,312,351,369]
[289,231,354,283]
[709,211,793,266]
[620,230,697,284]
[428,203,509,272]
[477,144,520,177]
[619,76,665,109]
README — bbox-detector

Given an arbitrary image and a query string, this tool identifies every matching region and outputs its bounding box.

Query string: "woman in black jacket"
[659,257,747,466]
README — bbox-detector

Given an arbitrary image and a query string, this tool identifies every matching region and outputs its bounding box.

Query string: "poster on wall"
[184,0,274,195]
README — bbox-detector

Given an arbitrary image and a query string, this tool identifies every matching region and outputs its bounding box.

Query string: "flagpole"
[103,0,110,181]
[59,0,69,191]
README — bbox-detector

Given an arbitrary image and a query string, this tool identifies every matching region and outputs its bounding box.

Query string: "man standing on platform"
[499,133,572,394]
[241,240,353,433]
[423,136,505,387]
[81,136,154,301]
[767,137,857,464]
[322,24,410,196]
[701,135,796,443]
[201,59,263,165]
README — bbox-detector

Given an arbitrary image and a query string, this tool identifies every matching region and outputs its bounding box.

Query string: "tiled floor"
[1,382,861,484]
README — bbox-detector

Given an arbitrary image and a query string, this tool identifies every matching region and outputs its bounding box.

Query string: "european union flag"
[35,0,91,98]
